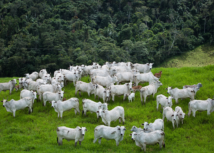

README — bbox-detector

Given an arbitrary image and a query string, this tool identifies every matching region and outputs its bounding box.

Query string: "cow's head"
[120,126,126,136]
[1,98,8,107]
[142,122,149,131]
[166,87,172,94]
[172,111,178,120]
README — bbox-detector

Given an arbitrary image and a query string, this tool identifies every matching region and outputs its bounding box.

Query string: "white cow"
[0,79,17,95]
[98,106,125,126]
[64,71,79,86]
[51,98,80,118]
[131,126,144,133]
[42,73,51,84]
[133,63,153,73]
[142,119,164,132]
[133,72,158,86]
[93,125,126,146]
[115,72,135,85]
[140,80,162,104]
[188,98,214,117]
[37,84,61,101]
[20,89,37,104]
[109,82,133,101]
[23,80,40,91]
[166,87,195,103]
[93,84,110,102]
[90,69,110,77]
[82,99,107,118]
[57,126,87,146]
[43,91,64,106]
[130,131,165,151]
[156,94,173,110]
[92,75,118,87]
[36,79,47,85]
[39,69,47,78]
[1,97,33,117]
[183,83,202,94]
[162,107,179,129]
[75,81,94,97]
[25,72,39,81]
[175,106,185,124]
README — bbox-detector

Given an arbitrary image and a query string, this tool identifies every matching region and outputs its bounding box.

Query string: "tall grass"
[1,66,214,153]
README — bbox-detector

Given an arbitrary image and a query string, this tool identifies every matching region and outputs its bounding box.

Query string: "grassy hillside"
[160,44,214,68]
[1,66,214,153]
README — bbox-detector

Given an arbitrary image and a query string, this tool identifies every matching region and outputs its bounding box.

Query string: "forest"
[0,0,213,76]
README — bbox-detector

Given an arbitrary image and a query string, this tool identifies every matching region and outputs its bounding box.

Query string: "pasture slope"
[1,66,214,153]
[160,44,214,68]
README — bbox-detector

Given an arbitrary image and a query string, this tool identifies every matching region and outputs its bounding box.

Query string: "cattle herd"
[1,61,214,151]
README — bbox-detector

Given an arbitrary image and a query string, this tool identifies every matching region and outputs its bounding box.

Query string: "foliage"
[0,0,214,76]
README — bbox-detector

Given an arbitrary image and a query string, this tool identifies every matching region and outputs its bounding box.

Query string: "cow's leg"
[144,95,147,104]
[98,137,102,144]
[142,144,146,152]
[93,137,98,143]
[60,111,63,119]
[123,94,126,101]
[12,110,16,117]
[188,108,191,116]
[193,110,196,117]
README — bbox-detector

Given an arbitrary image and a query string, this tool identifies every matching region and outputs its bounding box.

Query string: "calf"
[162,107,179,129]
[175,106,185,124]
[75,81,94,97]
[109,82,132,101]
[132,85,142,92]
[188,98,214,117]
[140,80,162,104]
[93,125,126,146]
[43,91,64,106]
[166,87,195,103]
[128,93,135,102]
[130,131,165,151]
[57,126,87,146]
[0,79,17,95]
[142,119,164,132]
[156,94,173,110]
[98,106,125,126]
[1,97,33,117]
[20,89,37,104]
[154,71,162,78]
[51,98,80,118]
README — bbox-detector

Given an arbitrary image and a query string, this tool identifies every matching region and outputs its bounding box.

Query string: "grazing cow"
[98,106,125,126]
[93,84,110,102]
[183,83,202,94]
[43,91,64,106]
[92,75,118,87]
[132,85,142,92]
[175,106,185,124]
[133,72,158,86]
[57,126,87,146]
[20,89,37,104]
[131,126,144,133]
[154,71,162,78]
[0,79,17,95]
[25,72,39,81]
[130,131,165,152]
[140,80,162,104]
[166,87,195,103]
[109,82,133,101]
[188,98,214,117]
[133,63,153,73]
[51,98,80,118]
[93,125,126,146]
[156,94,173,110]
[142,119,164,132]
[82,99,107,118]
[37,84,61,101]
[75,81,94,97]
[128,93,135,102]
[162,107,179,129]
[1,97,33,117]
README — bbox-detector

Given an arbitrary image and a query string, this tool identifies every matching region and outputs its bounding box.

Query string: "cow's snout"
[82,134,85,136]
[167,92,169,94]
[3,105,5,107]
[132,138,134,140]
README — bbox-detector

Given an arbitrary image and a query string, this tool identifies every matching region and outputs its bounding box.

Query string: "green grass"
[160,44,214,68]
[1,66,214,153]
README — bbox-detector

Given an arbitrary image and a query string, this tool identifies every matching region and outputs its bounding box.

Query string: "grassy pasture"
[1,66,214,153]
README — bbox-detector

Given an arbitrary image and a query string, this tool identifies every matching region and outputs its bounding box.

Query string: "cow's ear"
[129,134,132,136]
[1,101,3,102]
[165,88,167,90]
[118,128,120,130]
[166,98,168,99]
[85,129,87,131]
[104,91,106,93]
[79,129,82,131]
[142,123,144,125]
[172,114,174,116]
